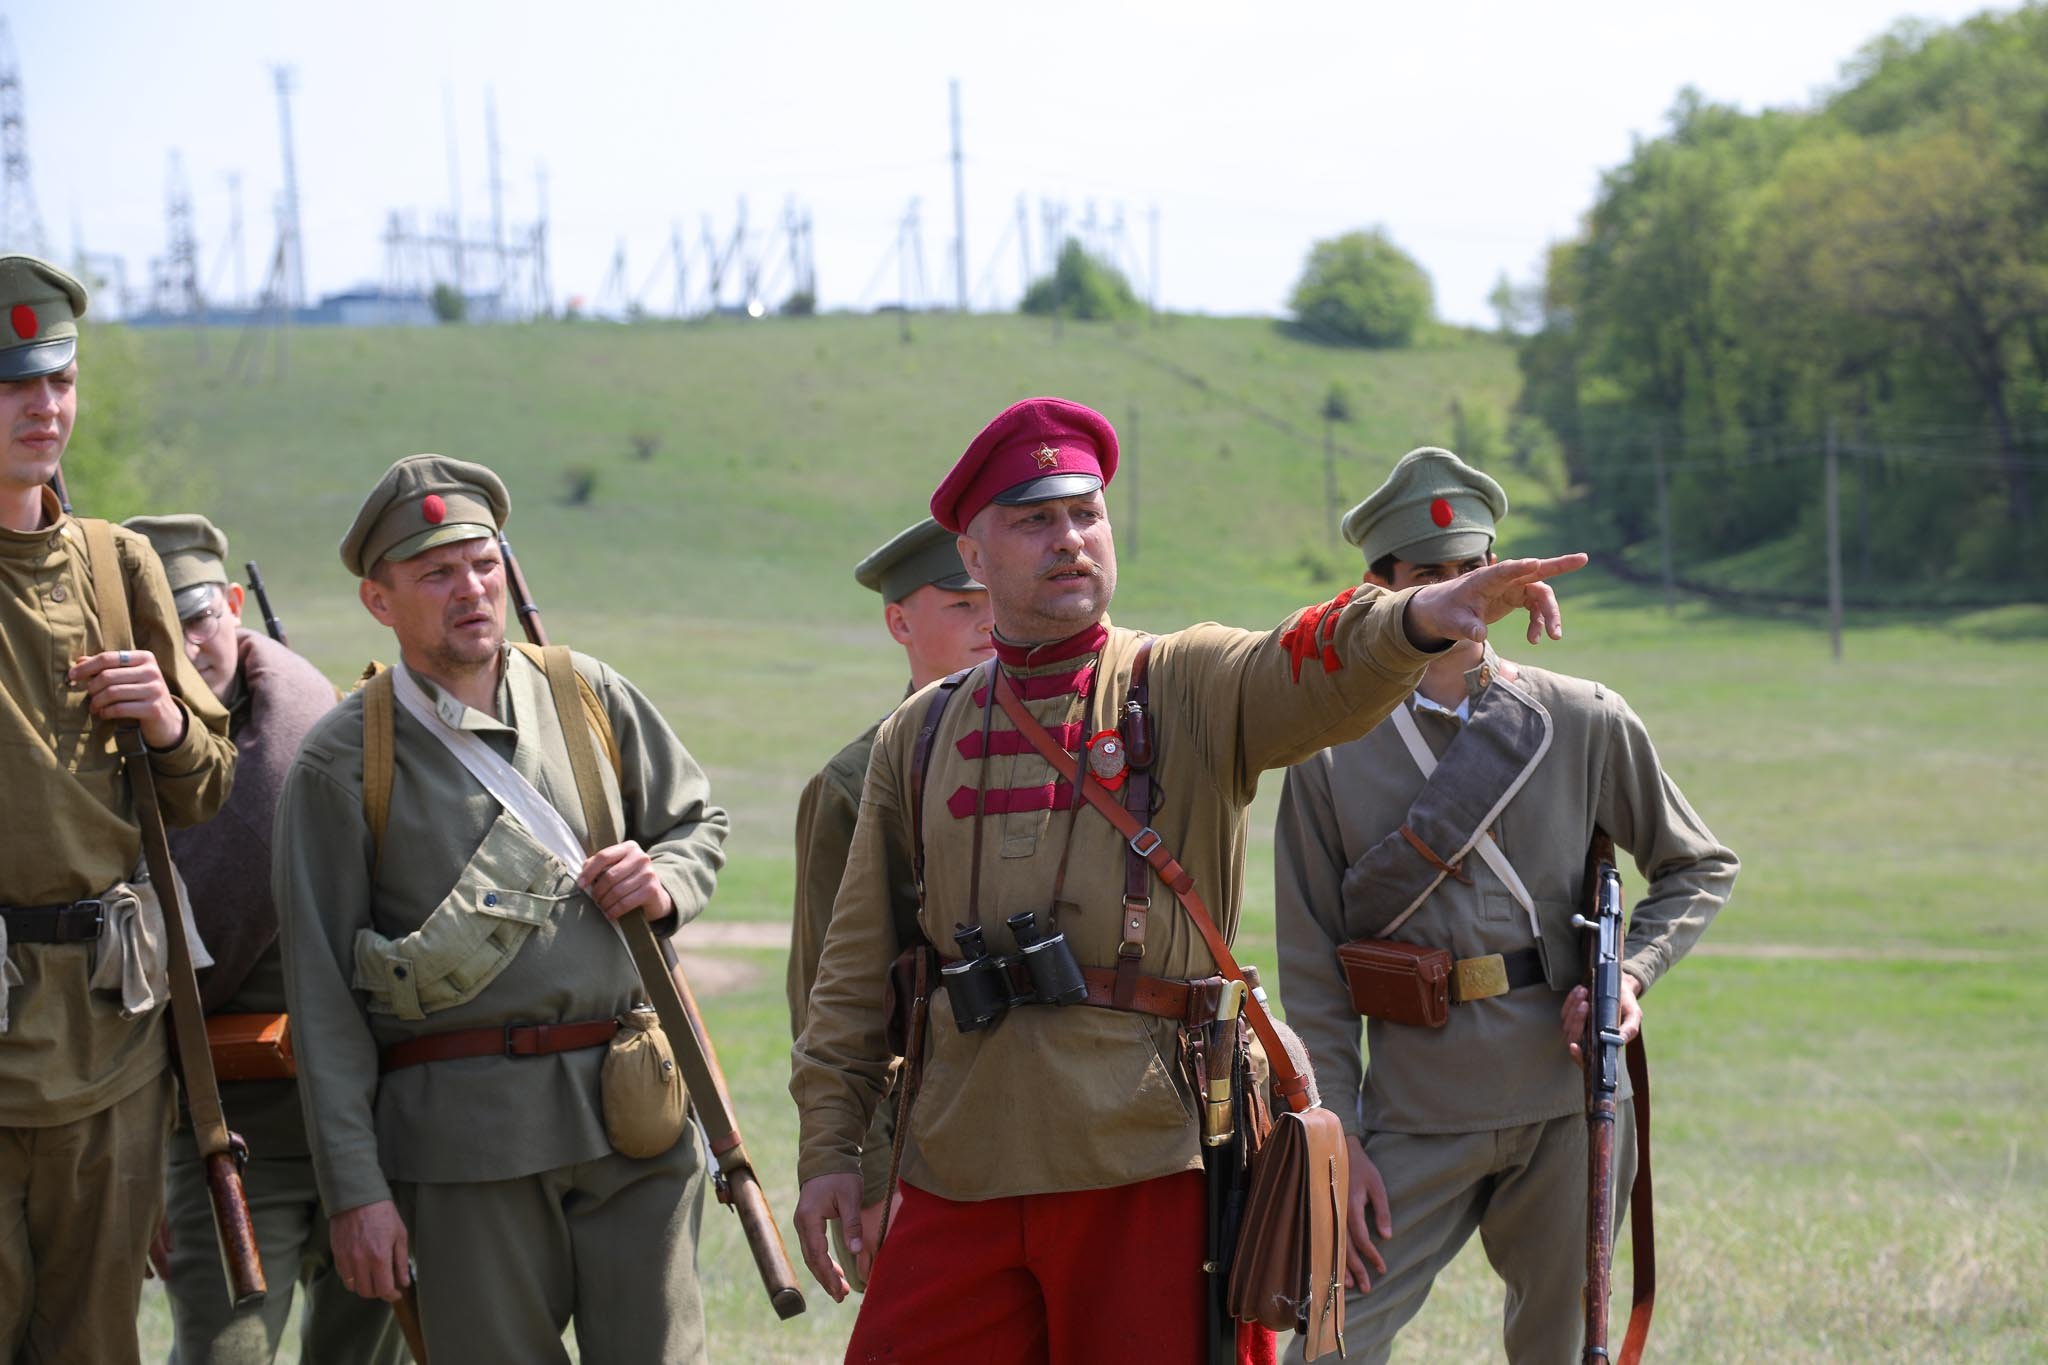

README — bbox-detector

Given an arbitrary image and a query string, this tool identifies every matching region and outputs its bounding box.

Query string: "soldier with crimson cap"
[0,256,237,1363]
[1271,447,1736,1363]
[790,398,1588,1362]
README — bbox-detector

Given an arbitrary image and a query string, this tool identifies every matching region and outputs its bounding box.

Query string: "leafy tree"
[1020,242,1143,322]
[430,283,466,324]
[1288,228,1433,347]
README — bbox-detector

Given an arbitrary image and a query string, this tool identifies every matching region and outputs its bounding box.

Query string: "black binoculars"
[943,912,1090,1033]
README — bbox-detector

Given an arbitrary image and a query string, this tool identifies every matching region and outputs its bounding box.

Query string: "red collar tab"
[992,621,1108,670]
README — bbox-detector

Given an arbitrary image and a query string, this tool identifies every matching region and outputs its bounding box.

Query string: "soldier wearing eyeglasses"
[125,515,405,1365]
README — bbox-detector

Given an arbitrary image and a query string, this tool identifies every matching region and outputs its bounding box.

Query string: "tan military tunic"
[787,717,904,1209]
[0,493,234,1125]
[1273,661,1738,1138]
[275,645,729,1214]
[792,585,1435,1201]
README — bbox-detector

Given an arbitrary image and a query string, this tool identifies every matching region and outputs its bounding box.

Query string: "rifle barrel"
[244,560,289,646]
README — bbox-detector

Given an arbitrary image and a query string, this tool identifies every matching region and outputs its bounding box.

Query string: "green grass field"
[118,314,2045,1362]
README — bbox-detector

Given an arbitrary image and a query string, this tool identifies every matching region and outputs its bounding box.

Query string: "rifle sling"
[78,519,236,1160]
[1620,1032,1654,1365]
[535,644,754,1181]
[990,666,1312,1112]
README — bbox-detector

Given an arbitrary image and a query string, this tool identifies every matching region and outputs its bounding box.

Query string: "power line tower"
[272,66,305,308]
[949,79,967,312]
[0,19,47,255]
[152,153,206,347]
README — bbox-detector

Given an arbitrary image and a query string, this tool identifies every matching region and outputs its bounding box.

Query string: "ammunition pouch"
[1336,939,1451,1028]
[207,1013,296,1081]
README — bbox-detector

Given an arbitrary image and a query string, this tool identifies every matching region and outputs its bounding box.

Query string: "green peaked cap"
[0,254,89,380]
[340,454,510,577]
[1341,446,1507,566]
[123,513,231,616]
[854,517,983,604]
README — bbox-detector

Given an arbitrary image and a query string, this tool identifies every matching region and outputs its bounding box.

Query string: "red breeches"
[845,1170,1276,1365]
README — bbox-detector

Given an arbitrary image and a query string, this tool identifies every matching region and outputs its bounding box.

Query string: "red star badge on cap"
[422,494,447,524]
[1034,444,1060,470]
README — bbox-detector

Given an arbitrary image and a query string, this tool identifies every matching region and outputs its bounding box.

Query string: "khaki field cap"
[1342,446,1509,567]
[123,513,231,618]
[0,254,89,381]
[854,517,984,604]
[340,454,510,577]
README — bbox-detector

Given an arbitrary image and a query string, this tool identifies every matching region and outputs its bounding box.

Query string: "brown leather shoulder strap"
[1115,636,1157,1008]
[361,668,395,867]
[909,666,973,916]
[991,667,1313,1112]
[537,643,619,851]
[78,518,134,650]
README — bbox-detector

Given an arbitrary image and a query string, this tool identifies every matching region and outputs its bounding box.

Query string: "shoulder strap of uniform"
[536,642,620,851]
[77,518,134,651]
[513,641,621,780]
[909,666,974,915]
[359,665,395,869]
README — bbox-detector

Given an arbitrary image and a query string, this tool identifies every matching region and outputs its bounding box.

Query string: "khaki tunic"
[792,586,1435,1201]
[0,493,234,1126]
[1273,663,1738,1138]
[786,717,904,1209]
[274,645,729,1215]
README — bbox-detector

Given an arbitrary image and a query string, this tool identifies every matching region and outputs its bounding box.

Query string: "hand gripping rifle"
[243,560,289,646]
[54,475,266,1308]
[1573,831,1654,1365]
[497,532,807,1320]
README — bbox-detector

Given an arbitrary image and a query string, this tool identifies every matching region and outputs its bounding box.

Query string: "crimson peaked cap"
[931,397,1120,533]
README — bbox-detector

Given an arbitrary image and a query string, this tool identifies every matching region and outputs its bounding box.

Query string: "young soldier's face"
[959,491,1117,642]
[0,363,77,493]
[888,584,995,679]
[359,537,508,673]
[1369,553,1495,591]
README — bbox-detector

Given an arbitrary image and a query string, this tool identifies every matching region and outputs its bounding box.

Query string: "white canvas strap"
[1390,700,1541,938]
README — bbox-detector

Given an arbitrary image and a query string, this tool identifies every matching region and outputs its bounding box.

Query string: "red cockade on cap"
[10,305,36,340]
[1430,497,1455,528]
[931,396,1120,533]
[421,494,447,524]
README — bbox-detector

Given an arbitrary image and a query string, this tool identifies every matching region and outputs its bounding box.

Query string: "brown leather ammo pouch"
[1226,1103,1349,1357]
[206,1013,296,1081]
[1335,939,1451,1028]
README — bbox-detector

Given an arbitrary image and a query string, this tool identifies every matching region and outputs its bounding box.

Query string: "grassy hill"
[118,315,2044,1361]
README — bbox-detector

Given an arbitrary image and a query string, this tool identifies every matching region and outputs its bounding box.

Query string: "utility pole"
[1126,404,1139,561]
[272,66,303,309]
[160,152,206,356]
[897,198,921,343]
[1653,431,1674,613]
[532,162,552,317]
[225,173,245,308]
[949,79,968,312]
[486,88,505,307]
[1148,203,1160,320]
[1016,194,1032,293]
[671,223,688,317]
[443,85,463,304]
[0,19,47,255]
[1825,418,1844,662]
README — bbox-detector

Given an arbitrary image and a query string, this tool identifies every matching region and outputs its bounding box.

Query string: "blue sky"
[10,0,2009,325]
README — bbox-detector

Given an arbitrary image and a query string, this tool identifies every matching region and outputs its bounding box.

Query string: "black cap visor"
[0,336,76,381]
[992,472,1103,507]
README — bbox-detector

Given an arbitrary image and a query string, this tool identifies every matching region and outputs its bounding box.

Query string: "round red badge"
[421,494,447,524]
[1430,497,1455,528]
[1085,730,1128,791]
[10,305,37,340]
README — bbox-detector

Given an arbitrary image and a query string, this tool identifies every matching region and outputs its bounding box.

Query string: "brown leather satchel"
[990,669,1347,1360]
[1336,938,1452,1028]
[205,1012,295,1082]
[1227,1104,1348,1356]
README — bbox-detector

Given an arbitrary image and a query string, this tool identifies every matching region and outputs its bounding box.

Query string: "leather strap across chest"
[990,666,1315,1113]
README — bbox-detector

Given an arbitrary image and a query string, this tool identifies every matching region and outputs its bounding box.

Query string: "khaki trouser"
[391,1127,708,1365]
[163,1126,409,1365]
[0,1069,174,1365]
[1286,1106,1638,1365]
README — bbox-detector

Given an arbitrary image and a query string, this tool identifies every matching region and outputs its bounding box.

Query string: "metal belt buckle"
[71,898,105,941]
[503,1021,537,1056]
[1453,953,1510,1002]
[1128,826,1164,858]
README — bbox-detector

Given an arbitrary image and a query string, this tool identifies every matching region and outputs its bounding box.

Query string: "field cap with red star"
[930,397,1119,533]
[1341,446,1508,567]
[339,454,511,577]
[0,254,89,381]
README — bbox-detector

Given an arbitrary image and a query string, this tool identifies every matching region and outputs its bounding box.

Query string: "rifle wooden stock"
[499,534,807,1321]
[393,1285,430,1362]
[1581,832,1620,1364]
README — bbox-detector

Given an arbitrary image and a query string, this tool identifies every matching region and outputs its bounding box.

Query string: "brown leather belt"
[379,1017,620,1073]
[0,900,108,943]
[975,957,1229,1027]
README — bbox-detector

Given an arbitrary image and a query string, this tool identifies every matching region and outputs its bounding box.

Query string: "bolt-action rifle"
[497,532,807,1321]
[1573,831,1654,1364]
[52,472,267,1308]
[243,559,288,646]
